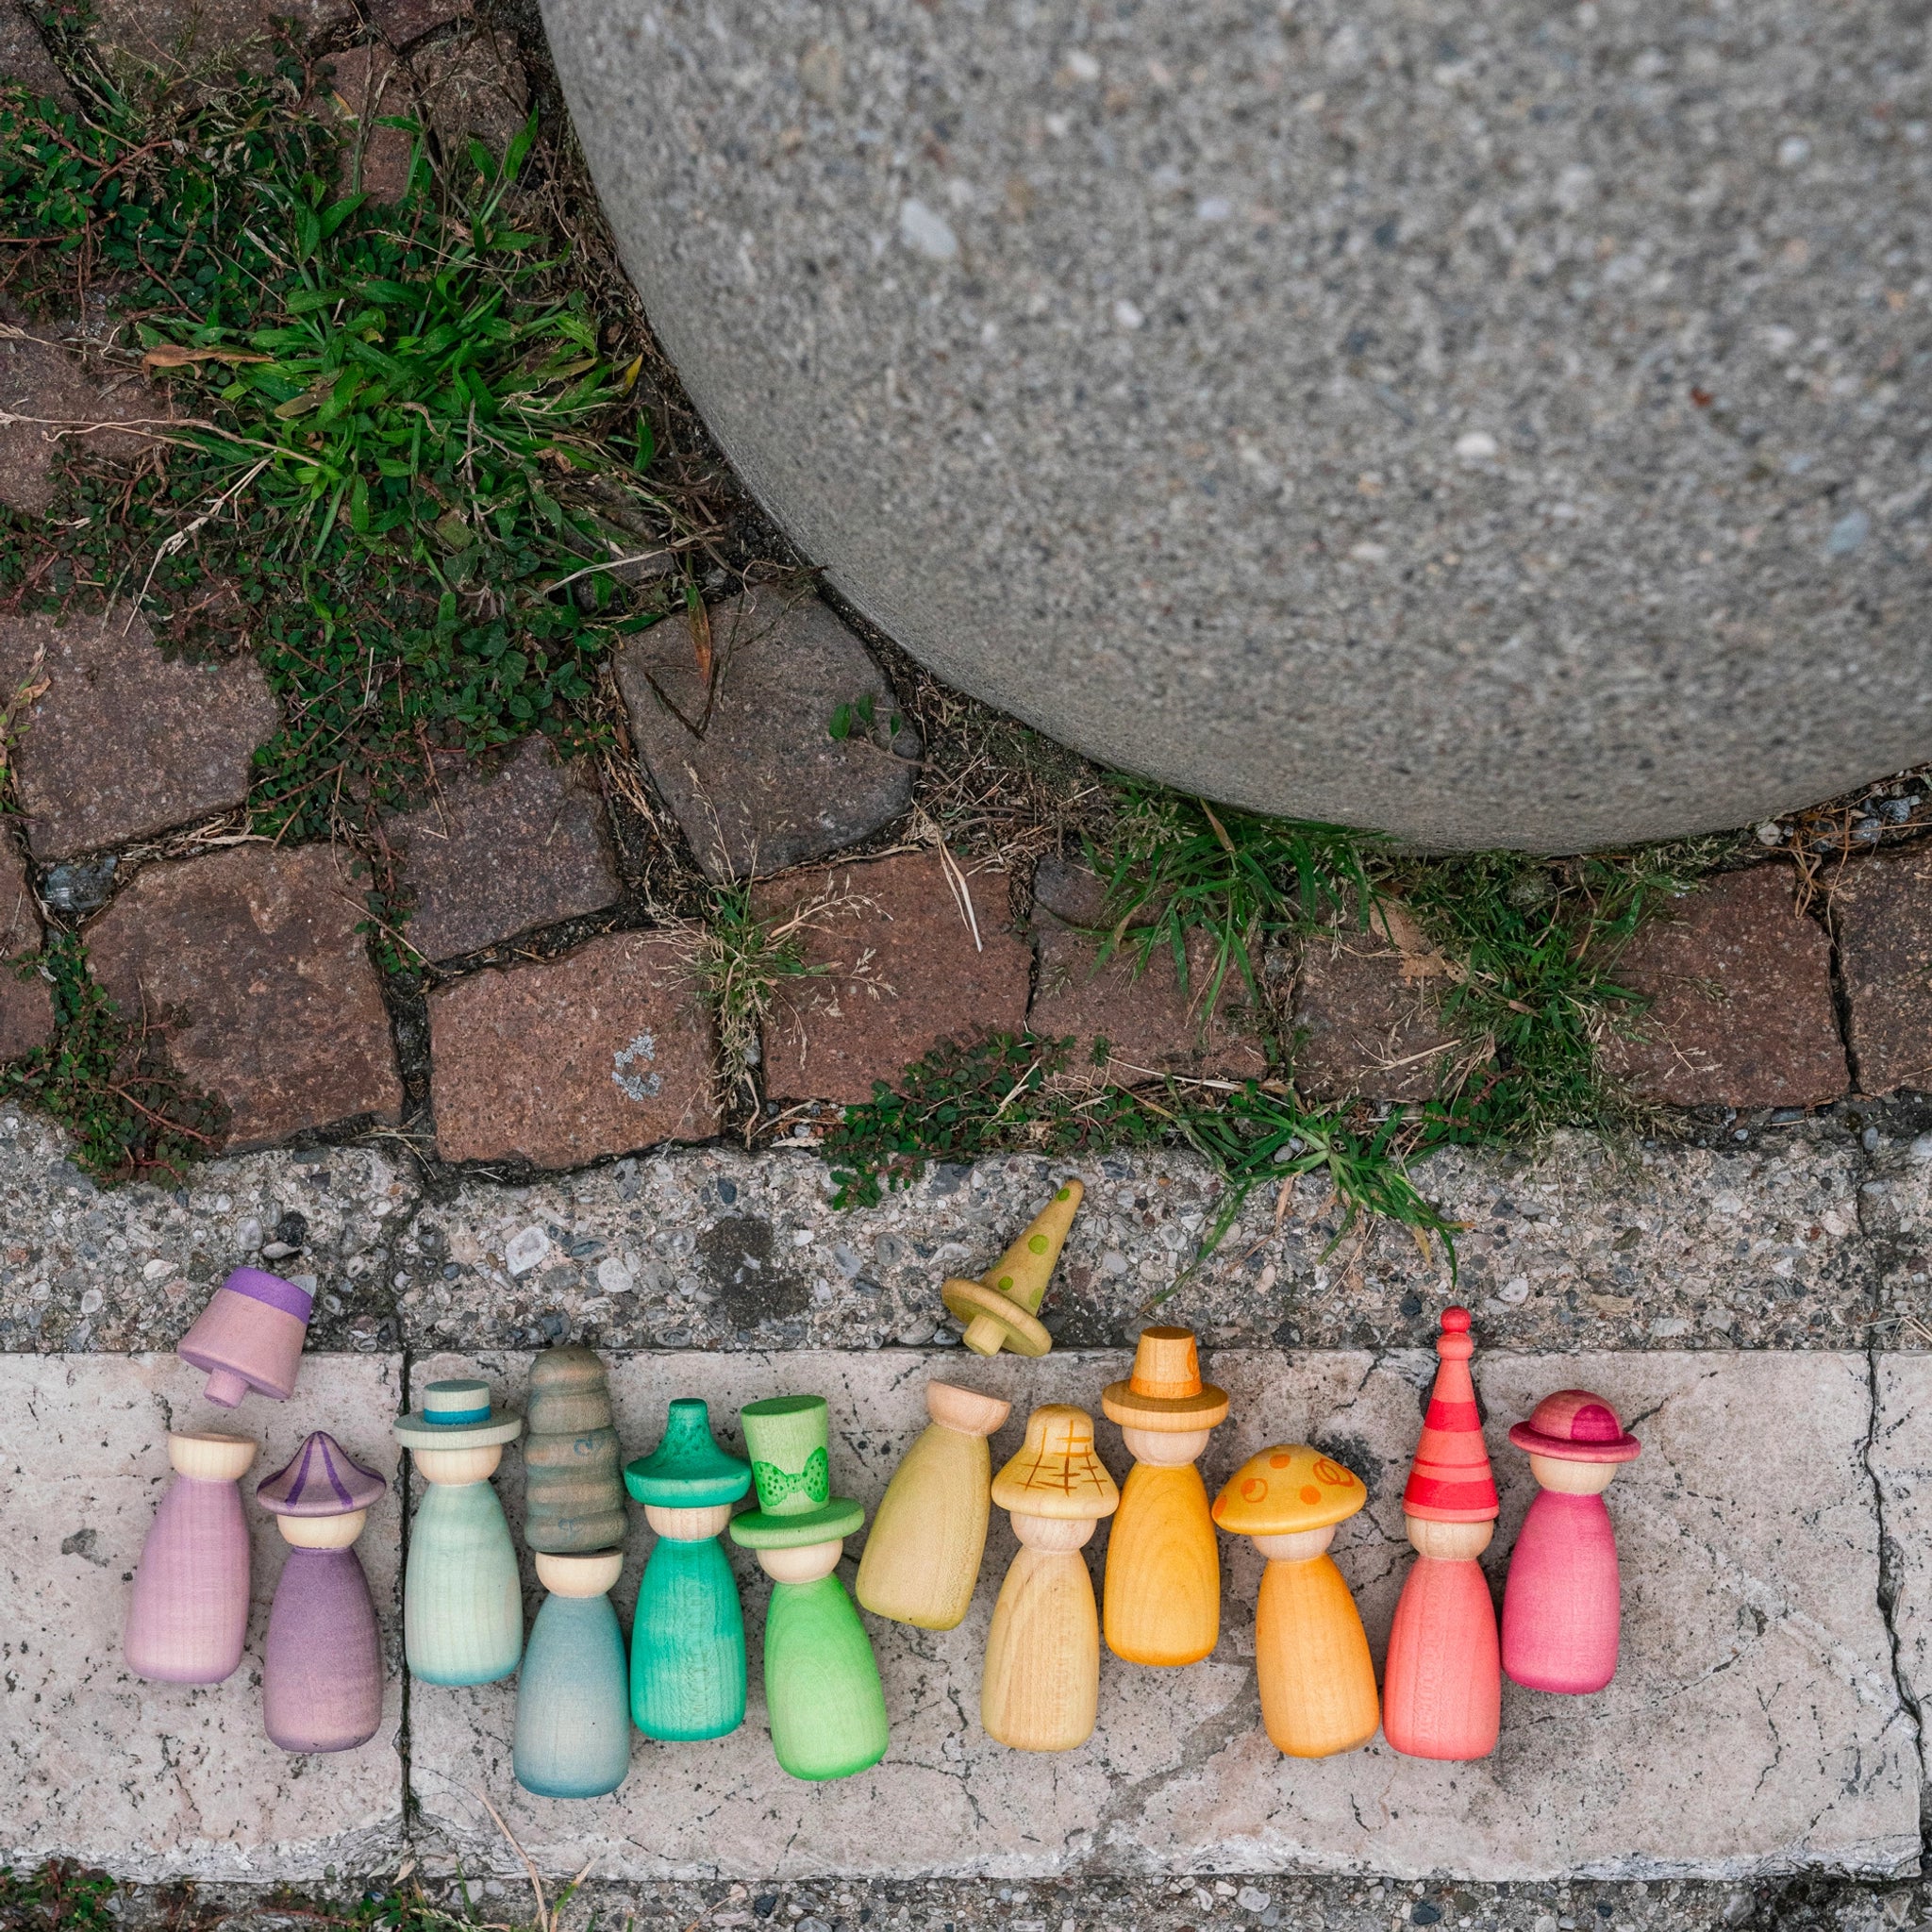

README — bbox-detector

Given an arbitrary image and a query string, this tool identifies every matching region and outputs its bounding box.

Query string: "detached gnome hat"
[177,1266,314,1407]
[625,1397,753,1508]
[257,1430,386,1516]
[941,1179,1084,1357]
[1102,1325,1229,1432]
[728,1394,863,1549]
[1402,1307,1499,1524]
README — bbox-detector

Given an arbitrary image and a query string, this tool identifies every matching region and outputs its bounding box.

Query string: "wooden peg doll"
[941,1179,1084,1358]
[515,1550,631,1798]
[523,1344,626,1554]
[1382,1307,1502,1761]
[125,1430,258,1684]
[393,1378,525,1686]
[981,1404,1119,1752]
[256,1431,387,1753]
[728,1394,889,1780]
[858,1381,1011,1630]
[1212,1444,1379,1758]
[177,1267,313,1407]
[1502,1390,1641,1694]
[1100,1326,1227,1666]
[624,1397,753,1741]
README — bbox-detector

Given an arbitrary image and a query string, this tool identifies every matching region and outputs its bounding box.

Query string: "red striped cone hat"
[1402,1306,1498,1524]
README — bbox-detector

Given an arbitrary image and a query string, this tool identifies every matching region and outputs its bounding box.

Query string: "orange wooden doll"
[1381,1306,1501,1760]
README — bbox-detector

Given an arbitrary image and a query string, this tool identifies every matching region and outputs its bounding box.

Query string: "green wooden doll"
[729,1394,889,1781]
[624,1397,752,1741]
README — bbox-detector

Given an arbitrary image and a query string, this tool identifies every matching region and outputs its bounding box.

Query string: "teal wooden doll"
[393,1378,525,1685]
[728,1394,889,1781]
[514,1550,631,1798]
[624,1397,752,1740]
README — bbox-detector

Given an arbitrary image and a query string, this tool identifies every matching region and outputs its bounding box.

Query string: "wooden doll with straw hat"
[729,1393,889,1780]
[393,1377,525,1686]
[1382,1307,1502,1760]
[1100,1326,1228,1666]
[941,1180,1084,1357]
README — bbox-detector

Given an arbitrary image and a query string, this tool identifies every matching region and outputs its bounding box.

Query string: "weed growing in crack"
[686,883,825,1117]
[0,1860,118,1932]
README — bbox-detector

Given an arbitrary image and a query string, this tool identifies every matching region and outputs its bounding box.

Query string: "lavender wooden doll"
[256,1431,388,1752]
[125,1430,258,1684]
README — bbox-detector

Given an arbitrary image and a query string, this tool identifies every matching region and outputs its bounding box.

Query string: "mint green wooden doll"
[729,1394,889,1780]
[624,1397,752,1740]
[393,1378,525,1685]
[514,1550,631,1798]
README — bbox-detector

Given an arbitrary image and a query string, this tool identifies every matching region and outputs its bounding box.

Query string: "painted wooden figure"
[393,1378,525,1686]
[858,1381,1011,1630]
[1212,1443,1379,1758]
[981,1404,1119,1752]
[1382,1306,1502,1761]
[256,1430,387,1753]
[523,1344,626,1555]
[941,1179,1084,1358]
[728,1394,889,1781]
[177,1266,313,1407]
[125,1430,258,1684]
[515,1549,632,1798]
[1502,1389,1641,1694]
[624,1397,753,1740]
[1101,1326,1227,1666]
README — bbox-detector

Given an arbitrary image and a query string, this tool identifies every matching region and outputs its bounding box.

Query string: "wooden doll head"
[167,1431,258,1482]
[257,1430,384,1547]
[941,1180,1084,1357]
[926,1382,1011,1437]
[625,1396,752,1541]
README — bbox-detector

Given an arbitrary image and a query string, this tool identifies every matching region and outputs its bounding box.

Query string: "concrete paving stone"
[86,842,403,1153]
[0,2,75,106]
[1872,1354,1932,1786]
[411,26,529,168]
[427,930,721,1167]
[0,829,54,1062]
[320,43,418,204]
[0,608,279,862]
[382,735,619,962]
[1603,867,1848,1109]
[0,1351,406,1882]
[1835,849,1932,1096]
[614,591,920,884]
[403,1346,1917,1883]
[1858,1134,1932,1343]
[0,331,159,517]
[754,850,1030,1105]
[1291,926,1465,1103]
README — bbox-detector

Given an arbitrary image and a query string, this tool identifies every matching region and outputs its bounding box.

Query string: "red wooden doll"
[1382,1306,1501,1760]
[1501,1389,1641,1694]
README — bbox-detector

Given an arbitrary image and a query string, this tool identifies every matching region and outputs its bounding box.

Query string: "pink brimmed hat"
[1508,1389,1641,1464]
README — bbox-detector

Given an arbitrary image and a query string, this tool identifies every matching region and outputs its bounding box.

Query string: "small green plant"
[828,692,900,742]
[0,1860,117,1932]
[688,884,824,1112]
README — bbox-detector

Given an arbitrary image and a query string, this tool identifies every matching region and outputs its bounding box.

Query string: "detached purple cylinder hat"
[178,1267,314,1407]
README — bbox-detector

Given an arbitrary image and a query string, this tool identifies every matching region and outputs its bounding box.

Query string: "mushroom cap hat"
[1508,1389,1641,1465]
[1212,1443,1367,1537]
[625,1396,753,1508]
[991,1404,1119,1521]
[257,1430,387,1516]
[1102,1325,1229,1431]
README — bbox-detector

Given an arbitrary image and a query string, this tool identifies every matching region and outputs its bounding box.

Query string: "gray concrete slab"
[1873,1353,1932,1787]
[0,1353,406,1882]
[408,1347,1919,1885]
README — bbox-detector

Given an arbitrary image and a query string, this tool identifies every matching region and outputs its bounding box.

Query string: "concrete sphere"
[545,0,1932,850]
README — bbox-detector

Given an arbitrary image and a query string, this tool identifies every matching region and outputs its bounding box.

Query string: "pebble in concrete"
[86,843,403,1152]
[397,1347,1918,1883]
[1291,928,1464,1103]
[0,831,54,1062]
[1834,849,1932,1095]
[616,592,919,883]
[0,1352,405,1882]
[1604,867,1847,1108]
[754,851,1030,1104]
[0,609,279,862]
[427,930,721,1167]
[382,735,619,962]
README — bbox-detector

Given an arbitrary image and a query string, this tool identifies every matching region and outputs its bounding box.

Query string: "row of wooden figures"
[124,1305,1636,1792]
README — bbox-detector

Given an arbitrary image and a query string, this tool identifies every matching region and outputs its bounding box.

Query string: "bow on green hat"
[727,1395,863,1550]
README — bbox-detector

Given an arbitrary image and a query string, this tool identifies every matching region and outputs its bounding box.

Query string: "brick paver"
[1291,924,1462,1102]
[382,735,619,962]
[0,609,279,862]
[0,332,161,516]
[616,591,919,882]
[0,832,52,1063]
[1833,847,1932,1094]
[427,929,720,1166]
[86,842,402,1150]
[1602,865,1846,1108]
[755,850,1029,1103]
[322,43,417,202]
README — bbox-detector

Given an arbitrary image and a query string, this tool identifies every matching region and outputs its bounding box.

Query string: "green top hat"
[625,1398,752,1510]
[393,1376,524,1450]
[726,1394,863,1549]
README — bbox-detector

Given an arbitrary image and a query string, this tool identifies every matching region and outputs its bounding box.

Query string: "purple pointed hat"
[257,1431,387,1517]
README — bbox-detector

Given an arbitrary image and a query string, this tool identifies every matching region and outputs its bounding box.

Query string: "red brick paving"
[0,834,53,1064]
[754,850,1030,1104]
[1291,924,1462,1102]
[428,930,720,1166]
[1832,848,1932,1094]
[86,843,402,1150]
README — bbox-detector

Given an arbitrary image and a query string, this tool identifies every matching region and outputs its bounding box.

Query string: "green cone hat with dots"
[941,1179,1083,1357]
[727,1394,864,1549]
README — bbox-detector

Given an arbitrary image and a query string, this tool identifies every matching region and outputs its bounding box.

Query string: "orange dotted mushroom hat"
[1507,1389,1641,1464]
[1211,1443,1367,1536]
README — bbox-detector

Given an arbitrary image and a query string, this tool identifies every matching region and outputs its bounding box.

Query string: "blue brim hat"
[625,1397,752,1509]
[394,1376,524,1449]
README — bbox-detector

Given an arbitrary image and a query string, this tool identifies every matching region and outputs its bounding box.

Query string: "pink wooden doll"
[1502,1390,1641,1694]
[1381,1306,1501,1760]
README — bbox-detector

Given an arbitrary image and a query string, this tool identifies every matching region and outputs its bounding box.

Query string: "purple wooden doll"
[255,1431,388,1752]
